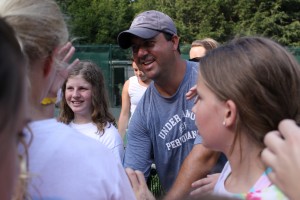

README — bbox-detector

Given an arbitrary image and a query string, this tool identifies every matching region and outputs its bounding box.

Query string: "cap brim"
[117,28,160,49]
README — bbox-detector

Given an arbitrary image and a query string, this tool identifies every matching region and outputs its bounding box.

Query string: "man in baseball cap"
[119,10,221,200]
[118,10,177,49]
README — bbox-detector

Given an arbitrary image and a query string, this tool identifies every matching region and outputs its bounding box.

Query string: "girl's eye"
[194,95,200,105]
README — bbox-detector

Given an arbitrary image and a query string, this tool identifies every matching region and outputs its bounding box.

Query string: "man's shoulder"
[186,60,199,70]
[184,61,199,86]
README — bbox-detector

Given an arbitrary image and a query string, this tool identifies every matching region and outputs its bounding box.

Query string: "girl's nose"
[73,89,80,97]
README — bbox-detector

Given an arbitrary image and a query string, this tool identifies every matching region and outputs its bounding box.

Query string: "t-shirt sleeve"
[111,144,124,163]
[103,124,124,163]
[123,100,152,179]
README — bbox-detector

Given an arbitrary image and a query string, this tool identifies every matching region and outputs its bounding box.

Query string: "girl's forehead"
[67,75,90,84]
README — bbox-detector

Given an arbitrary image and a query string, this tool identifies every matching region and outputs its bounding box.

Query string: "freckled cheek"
[195,107,210,132]
[84,92,92,102]
[65,92,72,102]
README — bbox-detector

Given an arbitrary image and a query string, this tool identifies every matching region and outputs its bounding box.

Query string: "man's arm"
[37,42,79,120]
[123,100,153,180]
[164,144,220,200]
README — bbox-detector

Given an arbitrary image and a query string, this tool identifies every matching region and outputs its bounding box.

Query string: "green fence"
[73,45,300,107]
[288,47,300,63]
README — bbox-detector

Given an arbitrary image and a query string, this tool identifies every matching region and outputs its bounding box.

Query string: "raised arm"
[118,80,130,139]
[261,119,300,200]
[164,144,220,200]
[39,42,79,119]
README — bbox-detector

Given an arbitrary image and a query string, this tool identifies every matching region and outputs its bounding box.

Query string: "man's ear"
[171,35,180,51]
[223,100,237,127]
[43,56,54,78]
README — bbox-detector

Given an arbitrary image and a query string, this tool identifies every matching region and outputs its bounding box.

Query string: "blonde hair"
[0,0,68,64]
[191,38,219,51]
[0,17,28,200]
[0,0,68,198]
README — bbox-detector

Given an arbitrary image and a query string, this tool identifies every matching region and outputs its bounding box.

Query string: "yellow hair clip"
[41,97,57,105]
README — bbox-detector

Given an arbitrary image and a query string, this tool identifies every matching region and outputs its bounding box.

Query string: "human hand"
[189,173,220,198]
[186,85,197,100]
[261,119,300,200]
[125,168,155,200]
[48,42,80,97]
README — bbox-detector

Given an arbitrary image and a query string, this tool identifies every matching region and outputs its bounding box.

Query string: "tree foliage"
[57,0,300,46]
[57,0,134,44]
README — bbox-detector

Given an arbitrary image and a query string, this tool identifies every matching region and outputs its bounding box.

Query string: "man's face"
[131,33,176,81]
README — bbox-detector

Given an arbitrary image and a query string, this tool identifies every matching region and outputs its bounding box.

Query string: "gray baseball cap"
[117,10,177,49]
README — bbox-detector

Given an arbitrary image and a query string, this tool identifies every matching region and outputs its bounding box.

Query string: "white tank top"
[128,76,148,115]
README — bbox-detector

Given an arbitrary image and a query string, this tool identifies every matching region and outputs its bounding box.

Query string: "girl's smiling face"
[65,75,93,118]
